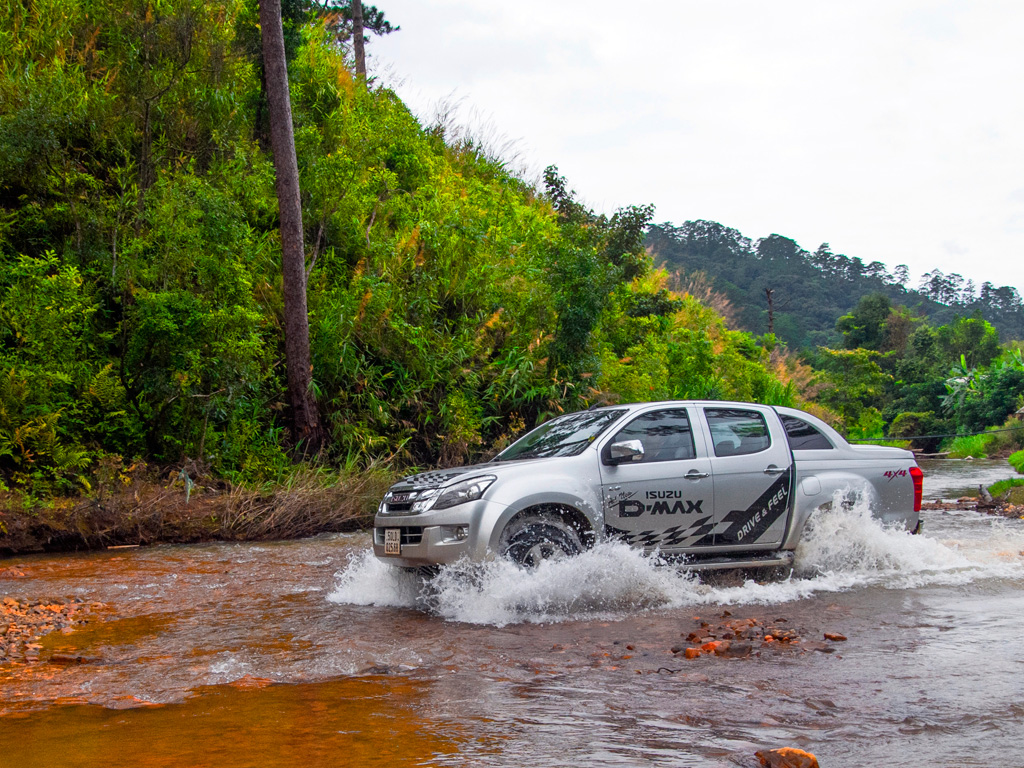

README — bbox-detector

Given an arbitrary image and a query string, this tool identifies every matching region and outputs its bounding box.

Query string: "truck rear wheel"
[502,515,583,569]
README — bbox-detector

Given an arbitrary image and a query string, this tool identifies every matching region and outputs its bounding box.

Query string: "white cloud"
[371,0,1024,291]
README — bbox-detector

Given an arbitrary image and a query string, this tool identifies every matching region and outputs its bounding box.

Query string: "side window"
[605,409,696,463]
[780,414,833,450]
[705,408,770,457]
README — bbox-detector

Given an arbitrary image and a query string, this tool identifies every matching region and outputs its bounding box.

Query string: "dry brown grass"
[667,268,738,328]
[0,464,400,556]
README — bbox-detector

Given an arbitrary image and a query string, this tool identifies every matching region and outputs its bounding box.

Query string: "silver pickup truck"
[373,401,923,571]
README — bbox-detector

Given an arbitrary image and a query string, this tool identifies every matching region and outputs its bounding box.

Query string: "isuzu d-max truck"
[373,401,923,571]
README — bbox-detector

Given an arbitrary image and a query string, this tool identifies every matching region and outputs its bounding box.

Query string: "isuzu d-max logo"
[618,496,704,518]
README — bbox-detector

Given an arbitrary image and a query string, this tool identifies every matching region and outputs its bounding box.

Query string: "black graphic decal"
[605,518,715,549]
[650,499,703,515]
[716,467,793,544]
[618,499,645,518]
[617,497,704,518]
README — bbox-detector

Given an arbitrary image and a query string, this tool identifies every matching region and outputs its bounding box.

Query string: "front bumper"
[372,523,476,566]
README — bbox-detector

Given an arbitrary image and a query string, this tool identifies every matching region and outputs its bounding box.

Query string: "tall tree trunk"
[352,0,366,78]
[259,0,324,454]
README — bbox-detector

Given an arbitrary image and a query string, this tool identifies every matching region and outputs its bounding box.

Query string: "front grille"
[381,486,431,515]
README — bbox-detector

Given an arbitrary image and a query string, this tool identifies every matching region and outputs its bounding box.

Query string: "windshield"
[494,409,627,461]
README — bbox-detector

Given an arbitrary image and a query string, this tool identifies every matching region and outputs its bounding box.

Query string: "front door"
[599,407,716,552]
[702,406,794,548]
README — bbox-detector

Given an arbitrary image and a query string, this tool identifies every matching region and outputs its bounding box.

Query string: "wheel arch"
[783,474,880,550]
[495,502,597,553]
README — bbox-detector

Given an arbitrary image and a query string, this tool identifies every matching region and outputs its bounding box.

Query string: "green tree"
[936,315,1001,370]
[836,293,891,351]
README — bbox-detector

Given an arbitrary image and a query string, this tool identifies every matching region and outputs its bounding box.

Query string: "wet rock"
[765,627,799,643]
[756,747,819,768]
[0,596,103,665]
[824,632,847,642]
[683,648,701,660]
[48,653,96,665]
[716,642,752,658]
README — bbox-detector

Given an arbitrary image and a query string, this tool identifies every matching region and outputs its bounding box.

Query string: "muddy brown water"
[1,459,1023,767]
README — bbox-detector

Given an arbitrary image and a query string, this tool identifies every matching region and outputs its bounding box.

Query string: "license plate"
[384,528,402,555]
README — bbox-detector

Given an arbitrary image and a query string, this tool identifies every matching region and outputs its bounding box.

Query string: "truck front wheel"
[502,515,583,568]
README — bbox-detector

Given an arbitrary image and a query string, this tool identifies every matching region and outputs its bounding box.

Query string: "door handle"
[685,470,710,479]
[763,465,786,475]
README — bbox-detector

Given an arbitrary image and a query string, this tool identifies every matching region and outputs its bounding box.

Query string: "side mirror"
[608,439,644,464]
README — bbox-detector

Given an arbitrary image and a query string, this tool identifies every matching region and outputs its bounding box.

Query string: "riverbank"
[0,464,397,556]
[3,460,1021,557]
[922,498,1024,519]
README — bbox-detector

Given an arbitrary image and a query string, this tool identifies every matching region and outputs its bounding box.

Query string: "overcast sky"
[368,0,1023,294]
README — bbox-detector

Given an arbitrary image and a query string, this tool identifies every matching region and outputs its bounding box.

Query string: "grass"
[989,478,1024,496]
[945,433,993,458]
[1010,449,1024,474]
[989,477,1024,506]
[0,462,401,555]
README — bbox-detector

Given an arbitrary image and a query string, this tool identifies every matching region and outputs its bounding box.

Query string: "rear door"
[598,407,716,552]
[701,406,794,548]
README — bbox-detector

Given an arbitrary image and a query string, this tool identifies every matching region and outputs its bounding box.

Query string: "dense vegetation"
[0,0,801,504]
[810,294,1024,451]
[647,222,1024,349]
[0,0,1020,542]
[647,223,1024,455]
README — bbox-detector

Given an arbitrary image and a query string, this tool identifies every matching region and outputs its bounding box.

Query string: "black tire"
[751,563,794,582]
[502,516,583,568]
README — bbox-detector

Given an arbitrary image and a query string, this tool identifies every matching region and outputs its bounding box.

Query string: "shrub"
[945,433,992,459]
[988,477,1024,502]
[889,411,942,452]
[1010,449,1024,474]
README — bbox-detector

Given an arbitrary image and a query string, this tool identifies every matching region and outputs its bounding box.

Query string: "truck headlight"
[432,475,496,510]
[410,489,439,513]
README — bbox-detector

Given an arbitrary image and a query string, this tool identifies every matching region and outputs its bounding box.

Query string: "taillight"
[910,465,923,512]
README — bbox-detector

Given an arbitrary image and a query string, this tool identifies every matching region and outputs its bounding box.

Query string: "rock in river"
[756,747,820,768]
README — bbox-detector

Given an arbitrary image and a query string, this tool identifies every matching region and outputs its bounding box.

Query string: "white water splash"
[328,499,1024,626]
[329,550,424,608]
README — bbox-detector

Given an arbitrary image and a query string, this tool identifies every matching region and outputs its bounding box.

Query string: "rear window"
[704,408,770,456]
[780,414,833,450]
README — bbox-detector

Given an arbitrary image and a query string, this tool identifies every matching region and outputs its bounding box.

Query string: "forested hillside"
[0,0,798,496]
[648,221,1024,348]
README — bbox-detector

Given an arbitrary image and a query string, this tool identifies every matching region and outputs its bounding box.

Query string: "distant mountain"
[647,221,1024,347]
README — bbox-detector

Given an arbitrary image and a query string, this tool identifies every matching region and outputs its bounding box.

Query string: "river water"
[1,460,1022,767]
